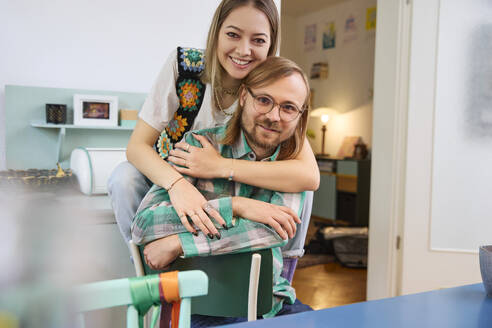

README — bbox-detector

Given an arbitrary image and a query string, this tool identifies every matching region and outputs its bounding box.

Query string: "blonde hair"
[202,0,280,100]
[221,57,310,160]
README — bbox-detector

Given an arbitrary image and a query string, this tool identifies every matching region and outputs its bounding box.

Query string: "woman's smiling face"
[217,5,271,82]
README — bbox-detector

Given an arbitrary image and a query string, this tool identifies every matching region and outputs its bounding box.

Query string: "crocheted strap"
[155,46,206,160]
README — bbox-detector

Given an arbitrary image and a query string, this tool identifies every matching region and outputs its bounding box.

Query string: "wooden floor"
[292,216,367,310]
[292,263,367,310]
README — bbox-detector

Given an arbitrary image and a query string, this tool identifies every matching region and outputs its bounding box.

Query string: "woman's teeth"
[231,57,250,65]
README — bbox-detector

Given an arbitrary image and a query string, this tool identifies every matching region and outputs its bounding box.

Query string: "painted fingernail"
[208,233,214,239]
[215,233,221,240]
[222,224,229,230]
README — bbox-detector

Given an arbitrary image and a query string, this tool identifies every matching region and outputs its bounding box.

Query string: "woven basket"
[0,169,74,189]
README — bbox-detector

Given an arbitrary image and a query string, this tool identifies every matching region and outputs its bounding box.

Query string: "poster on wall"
[304,24,317,52]
[322,22,336,49]
[343,15,358,44]
[310,62,329,79]
[366,7,377,30]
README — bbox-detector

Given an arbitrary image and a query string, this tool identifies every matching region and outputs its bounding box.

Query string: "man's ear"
[239,86,247,107]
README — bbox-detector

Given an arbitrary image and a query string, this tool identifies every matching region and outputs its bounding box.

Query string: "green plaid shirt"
[132,125,305,317]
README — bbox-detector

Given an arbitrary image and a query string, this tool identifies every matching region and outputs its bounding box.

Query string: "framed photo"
[73,94,118,127]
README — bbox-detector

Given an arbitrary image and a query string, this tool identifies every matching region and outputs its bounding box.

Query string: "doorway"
[280,0,377,309]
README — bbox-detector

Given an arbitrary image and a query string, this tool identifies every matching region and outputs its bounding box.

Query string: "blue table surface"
[223,284,492,328]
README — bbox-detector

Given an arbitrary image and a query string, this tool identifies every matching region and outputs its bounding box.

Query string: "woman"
[108,0,319,245]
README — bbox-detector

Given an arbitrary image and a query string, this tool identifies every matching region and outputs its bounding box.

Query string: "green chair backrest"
[74,270,208,328]
[140,248,274,318]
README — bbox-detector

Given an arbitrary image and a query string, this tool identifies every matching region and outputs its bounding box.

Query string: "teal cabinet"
[312,173,337,220]
[312,159,371,227]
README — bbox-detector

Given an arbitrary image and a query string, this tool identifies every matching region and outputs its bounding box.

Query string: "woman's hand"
[168,134,229,179]
[232,197,301,240]
[168,177,226,238]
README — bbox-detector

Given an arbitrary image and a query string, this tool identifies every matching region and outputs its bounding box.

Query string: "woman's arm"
[127,119,226,236]
[126,119,181,188]
[169,135,320,192]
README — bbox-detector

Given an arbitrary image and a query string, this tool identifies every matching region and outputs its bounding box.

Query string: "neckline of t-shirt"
[222,99,238,115]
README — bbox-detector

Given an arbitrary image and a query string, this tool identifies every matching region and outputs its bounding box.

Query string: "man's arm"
[132,129,230,245]
[131,185,234,245]
[179,191,305,257]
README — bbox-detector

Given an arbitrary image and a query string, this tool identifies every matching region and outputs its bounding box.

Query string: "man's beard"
[240,116,280,153]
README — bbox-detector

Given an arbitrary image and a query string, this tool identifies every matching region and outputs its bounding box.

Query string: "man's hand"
[231,197,301,240]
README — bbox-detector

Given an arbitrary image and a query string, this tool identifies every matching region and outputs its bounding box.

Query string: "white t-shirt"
[139,48,236,133]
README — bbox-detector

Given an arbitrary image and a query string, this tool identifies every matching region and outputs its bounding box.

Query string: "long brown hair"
[221,57,310,160]
[202,0,280,97]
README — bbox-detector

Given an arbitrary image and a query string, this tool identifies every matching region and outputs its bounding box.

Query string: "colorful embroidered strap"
[156,47,206,159]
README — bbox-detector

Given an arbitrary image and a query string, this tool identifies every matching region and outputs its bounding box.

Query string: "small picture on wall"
[74,94,118,127]
[83,102,110,119]
[310,62,329,80]
[343,14,358,44]
[304,24,317,52]
[366,7,377,30]
[322,22,336,49]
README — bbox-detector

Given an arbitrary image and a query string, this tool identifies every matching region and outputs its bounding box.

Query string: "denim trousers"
[107,161,313,257]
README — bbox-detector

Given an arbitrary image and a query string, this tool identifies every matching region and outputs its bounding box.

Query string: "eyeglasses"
[246,88,304,122]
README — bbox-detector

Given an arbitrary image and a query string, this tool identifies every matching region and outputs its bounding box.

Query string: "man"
[132,56,310,318]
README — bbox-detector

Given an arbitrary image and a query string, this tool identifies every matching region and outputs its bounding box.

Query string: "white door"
[399,0,492,294]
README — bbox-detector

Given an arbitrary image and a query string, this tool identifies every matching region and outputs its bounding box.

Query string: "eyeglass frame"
[246,87,305,122]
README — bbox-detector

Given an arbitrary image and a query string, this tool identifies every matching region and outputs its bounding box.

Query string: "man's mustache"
[257,118,280,131]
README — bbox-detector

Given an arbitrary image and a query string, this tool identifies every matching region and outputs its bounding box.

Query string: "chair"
[74,270,208,328]
[129,241,273,321]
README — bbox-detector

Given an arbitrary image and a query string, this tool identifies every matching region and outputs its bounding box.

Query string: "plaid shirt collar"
[230,129,281,162]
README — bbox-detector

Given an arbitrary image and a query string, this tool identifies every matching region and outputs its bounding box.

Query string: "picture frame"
[73,94,118,127]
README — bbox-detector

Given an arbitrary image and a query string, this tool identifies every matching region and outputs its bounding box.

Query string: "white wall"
[280,0,376,155]
[0,0,280,170]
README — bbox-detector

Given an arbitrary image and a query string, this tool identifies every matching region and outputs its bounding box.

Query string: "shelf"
[31,120,133,163]
[30,120,134,131]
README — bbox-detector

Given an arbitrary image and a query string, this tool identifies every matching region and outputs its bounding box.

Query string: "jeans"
[190,299,313,327]
[107,161,152,246]
[107,161,313,257]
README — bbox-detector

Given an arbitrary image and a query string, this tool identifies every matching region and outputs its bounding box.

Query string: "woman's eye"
[253,38,266,44]
[226,32,239,38]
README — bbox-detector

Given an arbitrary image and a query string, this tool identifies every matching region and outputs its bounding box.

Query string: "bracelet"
[228,159,234,181]
[166,176,184,191]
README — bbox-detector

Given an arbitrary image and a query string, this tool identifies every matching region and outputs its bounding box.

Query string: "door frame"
[367,0,412,300]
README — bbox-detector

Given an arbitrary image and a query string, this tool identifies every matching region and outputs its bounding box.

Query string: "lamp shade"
[310,107,335,118]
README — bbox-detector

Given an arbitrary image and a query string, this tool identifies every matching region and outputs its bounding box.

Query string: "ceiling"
[281,0,347,16]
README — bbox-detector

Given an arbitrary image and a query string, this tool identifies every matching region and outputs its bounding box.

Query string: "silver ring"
[203,204,213,213]
[186,144,190,152]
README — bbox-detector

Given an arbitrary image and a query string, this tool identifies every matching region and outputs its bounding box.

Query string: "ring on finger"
[203,204,213,213]
[186,144,190,152]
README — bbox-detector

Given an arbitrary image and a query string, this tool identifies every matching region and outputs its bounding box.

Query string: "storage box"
[119,109,138,128]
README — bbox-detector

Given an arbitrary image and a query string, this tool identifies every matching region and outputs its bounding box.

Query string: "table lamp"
[310,107,333,156]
